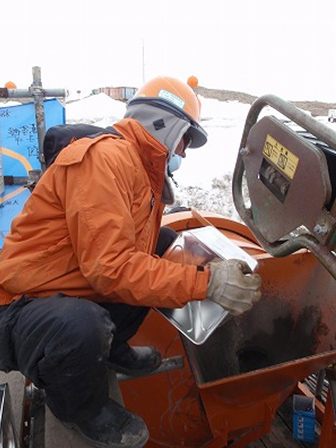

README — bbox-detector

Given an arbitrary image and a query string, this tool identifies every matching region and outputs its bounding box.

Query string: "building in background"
[92,86,137,102]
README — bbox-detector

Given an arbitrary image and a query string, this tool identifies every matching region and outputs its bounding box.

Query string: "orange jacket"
[0,118,209,307]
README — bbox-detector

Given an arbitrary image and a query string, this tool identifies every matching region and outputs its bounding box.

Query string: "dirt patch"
[197,86,336,117]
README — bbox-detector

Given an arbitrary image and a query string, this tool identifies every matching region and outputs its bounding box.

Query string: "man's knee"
[13,296,115,382]
[58,297,115,343]
[40,297,115,359]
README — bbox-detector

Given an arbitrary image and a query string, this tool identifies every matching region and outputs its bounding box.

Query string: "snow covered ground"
[65,93,335,220]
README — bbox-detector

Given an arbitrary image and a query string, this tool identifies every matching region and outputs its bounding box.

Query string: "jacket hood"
[124,103,190,205]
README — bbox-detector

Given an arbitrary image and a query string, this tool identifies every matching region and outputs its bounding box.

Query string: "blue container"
[293,395,316,443]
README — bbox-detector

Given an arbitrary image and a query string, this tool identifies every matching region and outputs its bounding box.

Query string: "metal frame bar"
[318,367,336,447]
[0,383,20,447]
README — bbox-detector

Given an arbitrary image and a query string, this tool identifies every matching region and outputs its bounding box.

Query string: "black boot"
[108,342,162,375]
[63,398,149,448]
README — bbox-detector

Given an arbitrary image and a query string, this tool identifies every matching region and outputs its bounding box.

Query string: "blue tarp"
[0,99,66,248]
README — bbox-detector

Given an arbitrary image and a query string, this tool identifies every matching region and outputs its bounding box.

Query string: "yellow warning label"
[262,134,299,180]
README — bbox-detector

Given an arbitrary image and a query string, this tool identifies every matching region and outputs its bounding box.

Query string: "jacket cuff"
[192,266,210,300]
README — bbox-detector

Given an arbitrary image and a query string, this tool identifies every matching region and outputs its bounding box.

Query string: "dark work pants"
[0,226,177,421]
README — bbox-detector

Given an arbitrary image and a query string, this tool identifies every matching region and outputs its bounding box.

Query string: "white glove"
[206,259,262,316]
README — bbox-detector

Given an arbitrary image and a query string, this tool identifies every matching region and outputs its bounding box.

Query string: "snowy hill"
[66,93,126,126]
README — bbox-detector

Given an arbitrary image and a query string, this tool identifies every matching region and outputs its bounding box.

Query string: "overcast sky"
[2,0,336,101]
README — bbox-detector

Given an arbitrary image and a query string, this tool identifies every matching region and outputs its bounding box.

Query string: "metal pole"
[0,88,67,99]
[31,66,46,172]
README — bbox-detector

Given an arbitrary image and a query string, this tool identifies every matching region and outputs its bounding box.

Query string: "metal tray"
[157,226,258,345]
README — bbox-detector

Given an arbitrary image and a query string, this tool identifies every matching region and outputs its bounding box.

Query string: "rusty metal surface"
[184,254,336,383]
[120,213,336,446]
[181,249,336,442]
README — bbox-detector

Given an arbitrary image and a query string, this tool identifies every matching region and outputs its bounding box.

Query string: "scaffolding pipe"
[31,67,46,171]
[0,88,67,99]
[0,66,67,174]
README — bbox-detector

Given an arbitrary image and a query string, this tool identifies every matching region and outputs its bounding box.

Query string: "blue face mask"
[168,154,182,173]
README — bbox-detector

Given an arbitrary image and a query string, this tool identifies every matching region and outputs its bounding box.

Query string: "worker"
[0,76,262,448]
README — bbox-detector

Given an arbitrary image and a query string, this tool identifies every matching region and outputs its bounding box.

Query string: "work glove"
[206,259,262,316]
